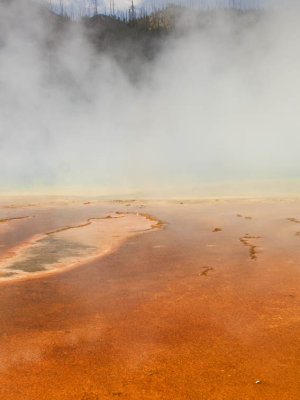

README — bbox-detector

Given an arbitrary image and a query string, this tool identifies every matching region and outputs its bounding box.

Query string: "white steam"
[0,0,299,197]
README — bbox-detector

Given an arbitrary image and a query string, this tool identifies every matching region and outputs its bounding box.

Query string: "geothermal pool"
[0,198,299,399]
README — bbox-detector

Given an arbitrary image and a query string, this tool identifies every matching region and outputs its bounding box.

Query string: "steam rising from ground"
[0,0,299,197]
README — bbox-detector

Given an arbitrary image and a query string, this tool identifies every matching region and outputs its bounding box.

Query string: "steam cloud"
[0,0,299,198]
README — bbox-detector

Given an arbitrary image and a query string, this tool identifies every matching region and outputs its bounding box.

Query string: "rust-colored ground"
[0,199,299,399]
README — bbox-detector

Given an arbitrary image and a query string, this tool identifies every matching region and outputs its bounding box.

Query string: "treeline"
[48,0,274,22]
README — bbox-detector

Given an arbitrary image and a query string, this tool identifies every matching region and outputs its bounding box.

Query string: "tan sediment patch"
[3,203,38,209]
[44,215,123,236]
[0,215,32,234]
[0,212,164,283]
[115,211,165,230]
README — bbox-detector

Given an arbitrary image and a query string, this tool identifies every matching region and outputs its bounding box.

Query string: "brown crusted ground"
[0,200,299,400]
[287,217,300,223]
[239,234,263,260]
[0,216,30,223]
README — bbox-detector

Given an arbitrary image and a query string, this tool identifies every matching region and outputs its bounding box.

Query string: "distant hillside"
[81,11,168,64]
[85,14,128,33]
